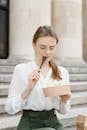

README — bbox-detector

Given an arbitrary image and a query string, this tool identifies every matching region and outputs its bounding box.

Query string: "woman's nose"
[45,49,50,54]
[45,49,50,55]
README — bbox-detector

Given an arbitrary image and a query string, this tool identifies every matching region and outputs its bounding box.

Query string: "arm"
[59,68,71,114]
[57,67,71,114]
[5,64,27,114]
[59,93,71,114]
[5,64,40,114]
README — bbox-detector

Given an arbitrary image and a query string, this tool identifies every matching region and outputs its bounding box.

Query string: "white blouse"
[5,61,71,115]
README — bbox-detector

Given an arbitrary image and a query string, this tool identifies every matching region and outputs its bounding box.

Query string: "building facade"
[0,0,87,63]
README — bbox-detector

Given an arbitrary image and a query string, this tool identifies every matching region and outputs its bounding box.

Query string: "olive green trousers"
[17,109,64,130]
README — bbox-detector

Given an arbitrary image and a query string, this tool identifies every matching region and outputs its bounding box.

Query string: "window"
[0,0,9,59]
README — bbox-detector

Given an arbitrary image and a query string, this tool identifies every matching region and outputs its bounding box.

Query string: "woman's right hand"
[21,70,40,100]
[28,70,40,91]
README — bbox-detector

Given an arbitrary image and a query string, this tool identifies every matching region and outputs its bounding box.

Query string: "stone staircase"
[0,59,87,130]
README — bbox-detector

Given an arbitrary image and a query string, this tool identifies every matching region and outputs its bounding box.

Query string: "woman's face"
[33,36,57,62]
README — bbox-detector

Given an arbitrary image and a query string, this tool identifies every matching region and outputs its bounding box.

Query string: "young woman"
[5,26,71,130]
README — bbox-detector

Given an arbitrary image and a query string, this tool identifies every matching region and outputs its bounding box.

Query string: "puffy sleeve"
[56,67,71,114]
[5,64,27,114]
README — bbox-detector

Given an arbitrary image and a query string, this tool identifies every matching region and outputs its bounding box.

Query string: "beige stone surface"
[51,0,82,59]
[9,0,51,60]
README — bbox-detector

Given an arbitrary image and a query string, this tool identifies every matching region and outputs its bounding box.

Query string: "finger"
[64,96,70,100]
[61,94,71,97]
[60,95,70,100]
[32,72,40,78]
[32,75,40,81]
[35,71,40,76]
[32,70,40,76]
[34,75,40,80]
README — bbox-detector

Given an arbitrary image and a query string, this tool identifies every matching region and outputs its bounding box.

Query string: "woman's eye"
[40,47,45,49]
[50,47,54,50]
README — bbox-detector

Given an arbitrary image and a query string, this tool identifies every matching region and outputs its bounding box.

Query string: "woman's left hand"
[60,94,71,103]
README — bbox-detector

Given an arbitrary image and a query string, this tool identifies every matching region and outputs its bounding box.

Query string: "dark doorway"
[0,0,9,59]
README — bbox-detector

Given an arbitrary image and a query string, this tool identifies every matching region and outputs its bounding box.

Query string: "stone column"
[82,0,87,62]
[9,0,51,60]
[51,0,83,63]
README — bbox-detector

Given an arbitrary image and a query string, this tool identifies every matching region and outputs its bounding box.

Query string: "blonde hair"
[33,25,62,80]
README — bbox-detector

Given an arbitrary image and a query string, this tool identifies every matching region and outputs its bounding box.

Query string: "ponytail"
[49,59,62,80]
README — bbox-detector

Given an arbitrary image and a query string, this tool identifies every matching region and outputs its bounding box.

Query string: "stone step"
[0,113,21,130]
[59,58,87,67]
[0,58,87,67]
[56,105,87,128]
[0,84,9,96]
[0,98,6,113]
[0,105,87,130]
[0,82,87,96]
[71,91,87,106]
[0,73,87,84]
[70,74,87,81]
[0,66,14,74]
[0,91,87,114]
[66,67,87,74]
[0,59,27,66]
[0,58,87,75]
[0,74,11,83]
[0,65,87,74]
[70,82,87,92]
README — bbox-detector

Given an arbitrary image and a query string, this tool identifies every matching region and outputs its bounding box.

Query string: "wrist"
[27,84,33,92]
[21,87,32,100]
